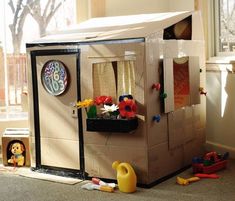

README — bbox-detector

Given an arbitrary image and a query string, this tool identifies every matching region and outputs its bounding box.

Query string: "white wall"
[105,0,194,16]
[168,0,194,12]
[206,69,235,158]
[76,0,89,23]
[105,0,169,16]
[77,0,195,23]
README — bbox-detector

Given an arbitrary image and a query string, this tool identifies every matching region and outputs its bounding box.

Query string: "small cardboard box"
[2,128,30,166]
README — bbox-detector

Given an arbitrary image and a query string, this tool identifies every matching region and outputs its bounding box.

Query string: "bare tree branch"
[43,0,53,18]
[8,0,15,13]
[27,0,42,21]
[28,0,66,36]
[222,18,235,35]
[8,0,67,53]
[45,1,62,25]
[12,0,23,30]
[8,0,32,53]
[221,0,235,37]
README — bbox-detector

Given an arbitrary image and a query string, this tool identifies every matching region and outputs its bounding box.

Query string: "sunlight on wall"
[206,72,221,117]
[221,71,228,117]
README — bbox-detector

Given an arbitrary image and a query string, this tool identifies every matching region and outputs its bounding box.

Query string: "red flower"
[94,96,112,105]
[118,99,137,119]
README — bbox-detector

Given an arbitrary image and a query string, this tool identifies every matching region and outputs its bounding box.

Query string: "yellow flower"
[76,99,93,109]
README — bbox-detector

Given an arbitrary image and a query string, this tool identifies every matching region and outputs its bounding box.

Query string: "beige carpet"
[0,165,82,185]
[0,160,234,201]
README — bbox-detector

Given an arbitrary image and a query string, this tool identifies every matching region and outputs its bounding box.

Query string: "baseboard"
[205,141,235,159]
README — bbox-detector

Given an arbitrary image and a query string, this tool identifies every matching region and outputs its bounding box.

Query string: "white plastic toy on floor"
[81,183,114,193]
[81,177,116,193]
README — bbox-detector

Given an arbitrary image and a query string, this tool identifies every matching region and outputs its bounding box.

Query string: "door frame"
[30,48,86,179]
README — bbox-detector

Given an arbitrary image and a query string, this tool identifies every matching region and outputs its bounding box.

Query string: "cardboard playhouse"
[26,11,206,186]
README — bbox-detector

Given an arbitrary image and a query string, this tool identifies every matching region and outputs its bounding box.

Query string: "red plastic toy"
[192,152,228,174]
[194,173,220,179]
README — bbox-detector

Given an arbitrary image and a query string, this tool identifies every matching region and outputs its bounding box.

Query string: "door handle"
[70,102,78,118]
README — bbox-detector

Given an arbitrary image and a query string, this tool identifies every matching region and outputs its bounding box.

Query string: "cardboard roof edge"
[29,11,196,44]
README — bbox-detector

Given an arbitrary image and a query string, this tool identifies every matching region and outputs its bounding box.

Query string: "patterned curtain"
[92,62,117,100]
[117,60,135,99]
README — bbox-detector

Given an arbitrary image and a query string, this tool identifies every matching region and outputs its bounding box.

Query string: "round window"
[41,60,69,96]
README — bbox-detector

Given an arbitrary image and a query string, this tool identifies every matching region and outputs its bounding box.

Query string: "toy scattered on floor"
[81,177,116,193]
[194,173,220,179]
[176,176,200,185]
[192,151,229,174]
[112,161,137,193]
[81,183,114,193]
[91,177,116,188]
[8,142,25,166]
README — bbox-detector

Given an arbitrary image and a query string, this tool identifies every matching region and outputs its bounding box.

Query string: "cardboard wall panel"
[189,56,200,105]
[148,142,184,184]
[147,115,168,147]
[193,104,204,130]
[184,106,194,142]
[106,119,146,147]
[40,138,80,169]
[168,109,185,149]
[183,132,205,166]
[84,144,148,184]
[145,33,169,147]
[163,58,174,113]
[30,136,36,168]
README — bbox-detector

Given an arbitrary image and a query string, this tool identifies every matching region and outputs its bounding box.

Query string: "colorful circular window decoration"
[41,60,69,96]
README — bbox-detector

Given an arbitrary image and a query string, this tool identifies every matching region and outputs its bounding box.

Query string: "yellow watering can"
[112,161,137,193]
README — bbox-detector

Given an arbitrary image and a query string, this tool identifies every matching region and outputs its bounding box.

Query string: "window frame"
[207,0,216,57]
[211,0,235,57]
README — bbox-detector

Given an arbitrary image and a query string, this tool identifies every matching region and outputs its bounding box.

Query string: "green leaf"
[87,105,97,118]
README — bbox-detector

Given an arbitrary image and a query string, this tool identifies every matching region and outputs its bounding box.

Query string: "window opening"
[92,60,136,101]
[163,16,192,40]
[173,57,190,110]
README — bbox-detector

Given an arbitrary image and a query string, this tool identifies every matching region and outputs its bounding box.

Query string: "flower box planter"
[86,118,138,133]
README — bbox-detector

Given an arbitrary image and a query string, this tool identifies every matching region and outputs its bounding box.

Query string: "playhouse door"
[163,56,200,113]
[163,56,200,149]
[34,50,81,170]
